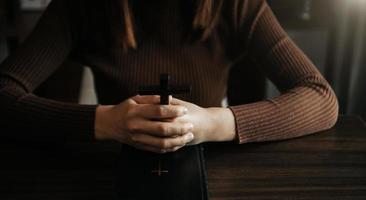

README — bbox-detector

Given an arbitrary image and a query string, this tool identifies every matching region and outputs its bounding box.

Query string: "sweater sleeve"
[228,0,339,144]
[0,0,97,142]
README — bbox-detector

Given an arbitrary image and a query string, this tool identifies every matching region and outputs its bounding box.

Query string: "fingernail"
[183,107,188,114]
[186,133,194,142]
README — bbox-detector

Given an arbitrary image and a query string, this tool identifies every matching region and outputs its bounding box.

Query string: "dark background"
[1,0,365,119]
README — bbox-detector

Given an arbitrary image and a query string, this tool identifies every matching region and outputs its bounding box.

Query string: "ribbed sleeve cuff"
[229,105,259,144]
[21,96,98,141]
[0,86,98,142]
[228,100,279,144]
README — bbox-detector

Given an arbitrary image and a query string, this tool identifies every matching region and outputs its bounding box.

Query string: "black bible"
[116,74,209,200]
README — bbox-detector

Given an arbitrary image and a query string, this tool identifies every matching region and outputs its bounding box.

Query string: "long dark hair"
[120,0,224,51]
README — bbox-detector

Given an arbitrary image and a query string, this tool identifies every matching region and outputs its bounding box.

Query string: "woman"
[0,0,338,153]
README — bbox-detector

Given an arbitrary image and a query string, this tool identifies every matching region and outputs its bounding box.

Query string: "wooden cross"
[138,73,191,105]
[138,74,191,176]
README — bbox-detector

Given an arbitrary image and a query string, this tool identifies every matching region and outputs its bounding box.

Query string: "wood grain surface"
[0,116,365,200]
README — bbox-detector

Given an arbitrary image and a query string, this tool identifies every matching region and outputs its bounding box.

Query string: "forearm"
[229,85,338,144]
[228,1,338,144]
[0,84,97,141]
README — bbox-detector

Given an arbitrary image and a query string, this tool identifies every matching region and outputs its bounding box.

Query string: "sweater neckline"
[132,0,193,46]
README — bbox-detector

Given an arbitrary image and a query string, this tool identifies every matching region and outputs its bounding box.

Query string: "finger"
[132,120,194,137]
[131,132,194,149]
[132,95,161,104]
[170,97,187,105]
[121,135,186,154]
[168,95,172,103]
[165,145,185,153]
[113,133,166,154]
[135,104,187,119]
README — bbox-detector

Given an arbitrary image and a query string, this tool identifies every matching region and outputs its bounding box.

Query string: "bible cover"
[116,144,208,200]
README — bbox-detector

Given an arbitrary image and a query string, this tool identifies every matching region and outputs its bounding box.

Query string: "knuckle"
[175,107,183,115]
[129,135,138,143]
[151,95,160,104]
[156,106,166,116]
[177,106,187,115]
[158,124,169,135]
[126,121,138,132]
[181,126,188,135]
[159,140,170,149]
[126,106,137,117]
[127,98,136,104]
[181,123,193,134]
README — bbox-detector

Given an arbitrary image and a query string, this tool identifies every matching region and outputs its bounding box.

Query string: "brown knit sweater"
[0,0,338,144]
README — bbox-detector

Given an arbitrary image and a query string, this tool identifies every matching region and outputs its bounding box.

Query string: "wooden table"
[0,116,365,199]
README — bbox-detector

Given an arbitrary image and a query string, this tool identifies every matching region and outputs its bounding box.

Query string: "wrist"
[207,107,237,142]
[95,105,114,140]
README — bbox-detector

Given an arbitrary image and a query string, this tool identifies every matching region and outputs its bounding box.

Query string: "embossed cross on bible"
[138,73,191,176]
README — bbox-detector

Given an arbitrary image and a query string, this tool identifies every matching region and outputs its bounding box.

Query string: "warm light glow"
[351,0,366,6]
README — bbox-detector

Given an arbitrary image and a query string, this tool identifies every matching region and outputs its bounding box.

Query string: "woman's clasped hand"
[95,95,236,154]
